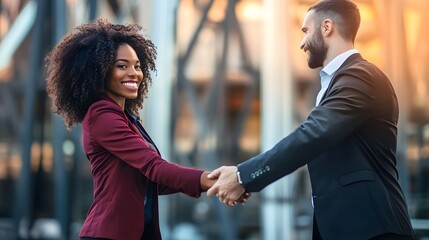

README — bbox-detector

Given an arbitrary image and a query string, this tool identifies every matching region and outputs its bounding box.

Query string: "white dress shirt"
[316,49,359,106]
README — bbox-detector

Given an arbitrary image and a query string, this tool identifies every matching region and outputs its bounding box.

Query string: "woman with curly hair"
[45,19,242,240]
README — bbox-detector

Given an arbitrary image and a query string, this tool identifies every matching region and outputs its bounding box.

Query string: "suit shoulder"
[340,57,387,79]
[336,57,390,88]
[85,99,125,123]
[88,100,122,113]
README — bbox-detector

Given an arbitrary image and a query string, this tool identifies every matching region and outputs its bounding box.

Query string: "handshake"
[200,166,251,206]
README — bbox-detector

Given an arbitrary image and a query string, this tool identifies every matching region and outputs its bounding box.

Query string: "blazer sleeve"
[238,69,378,192]
[89,102,203,198]
[158,184,180,195]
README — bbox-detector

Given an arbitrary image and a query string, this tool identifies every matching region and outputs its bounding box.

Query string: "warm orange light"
[208,0,227,22]
[357,3,375,23]
[236,0,263,22]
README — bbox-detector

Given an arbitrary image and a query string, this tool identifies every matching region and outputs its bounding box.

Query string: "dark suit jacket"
[238,54,414,239]
[79,96,203,240]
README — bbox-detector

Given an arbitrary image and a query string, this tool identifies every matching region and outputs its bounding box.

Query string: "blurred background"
[0,0,428,239]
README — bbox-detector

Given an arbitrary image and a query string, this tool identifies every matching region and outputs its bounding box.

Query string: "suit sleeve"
[89,103,203,198]
[238,71,377,192]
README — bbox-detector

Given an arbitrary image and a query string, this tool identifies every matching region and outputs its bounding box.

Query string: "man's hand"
[206,166,246,206]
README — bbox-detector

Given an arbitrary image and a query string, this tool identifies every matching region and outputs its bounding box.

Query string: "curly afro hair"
[45,18,157,129]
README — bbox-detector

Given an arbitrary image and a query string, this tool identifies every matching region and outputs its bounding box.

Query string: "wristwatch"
[236,170,243,185]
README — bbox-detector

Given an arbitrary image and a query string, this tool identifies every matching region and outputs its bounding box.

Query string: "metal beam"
[174,0,250,239]
[52,0,69,239]
[13,0,44,238]
[0,1,37,69]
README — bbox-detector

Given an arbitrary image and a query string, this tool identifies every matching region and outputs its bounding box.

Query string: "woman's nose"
[128,67,138,76]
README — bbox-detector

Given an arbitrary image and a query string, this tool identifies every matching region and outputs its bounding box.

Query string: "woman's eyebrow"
[114,59,140,63]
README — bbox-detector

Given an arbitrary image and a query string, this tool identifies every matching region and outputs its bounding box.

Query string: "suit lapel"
[318,53,363,103]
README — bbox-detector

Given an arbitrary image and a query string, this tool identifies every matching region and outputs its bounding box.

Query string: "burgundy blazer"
[79,96,203,240]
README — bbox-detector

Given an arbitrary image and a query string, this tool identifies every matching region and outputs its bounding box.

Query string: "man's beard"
[307,30,327,69]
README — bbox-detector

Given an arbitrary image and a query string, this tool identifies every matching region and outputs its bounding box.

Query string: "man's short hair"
[309,0,361,42]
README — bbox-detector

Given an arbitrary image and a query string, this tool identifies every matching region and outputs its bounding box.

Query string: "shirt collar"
[321,49,358,76]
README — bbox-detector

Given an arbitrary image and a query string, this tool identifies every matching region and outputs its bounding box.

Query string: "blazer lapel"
[125,110,161,155]
[318,53,363,103]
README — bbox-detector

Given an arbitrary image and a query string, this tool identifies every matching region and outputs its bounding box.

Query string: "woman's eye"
[117,65,126,69]
[135,65,142,70]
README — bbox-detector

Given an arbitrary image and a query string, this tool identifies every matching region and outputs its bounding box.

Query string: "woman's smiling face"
[105,43,143,109]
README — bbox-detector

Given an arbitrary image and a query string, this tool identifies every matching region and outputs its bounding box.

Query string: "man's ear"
[322,19,333,36]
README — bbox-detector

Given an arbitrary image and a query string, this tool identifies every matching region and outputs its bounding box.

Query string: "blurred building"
[0,0,428,239]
